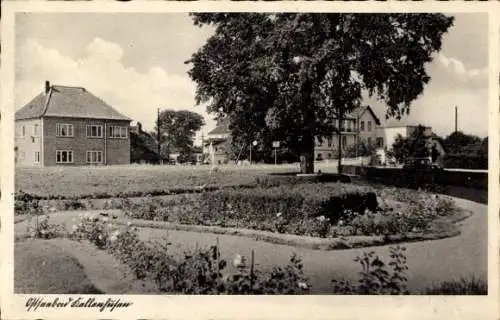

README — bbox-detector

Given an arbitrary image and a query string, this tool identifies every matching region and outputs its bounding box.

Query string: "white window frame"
[56,150,74,164]
[86,150,103,164]
[34,151,40,163]
[56,123,74,137]
[86,125,103,138]
[109,126,128,139]
[368,121,372,132]
[360,121,365,131]
[21,125,26,138]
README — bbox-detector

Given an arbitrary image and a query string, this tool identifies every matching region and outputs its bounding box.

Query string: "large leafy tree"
[155,109,205,160]
[186,13,454,173]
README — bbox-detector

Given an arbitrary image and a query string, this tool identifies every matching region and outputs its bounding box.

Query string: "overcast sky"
[15,12,489,143]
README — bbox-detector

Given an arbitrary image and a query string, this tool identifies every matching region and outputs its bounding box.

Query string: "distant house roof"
[203,137,227,147]
[350,106,381,125]
[207,123,230,135]
[15,83,132,121]
[382,117,430,129]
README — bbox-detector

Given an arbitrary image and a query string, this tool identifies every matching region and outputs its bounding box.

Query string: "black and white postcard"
[1,1,499,319]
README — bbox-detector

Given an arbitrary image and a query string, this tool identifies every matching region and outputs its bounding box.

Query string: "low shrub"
[25,215,66,240]
[332,246,409,295]
[348,190,458,236]
[425,276,487,295]
[69,213,114,249]
[255,173,351,188]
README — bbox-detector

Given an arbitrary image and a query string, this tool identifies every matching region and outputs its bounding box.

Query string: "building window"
[368,121,372,132]
[33,124,40,137]
[34,152,40,163]
[342,135,347,148]
[86,151,103,164]
[327,137,332,147]
[22,125,26,137]
[109,126,128,138]
[360,121,365,131]
[86,125,103,138]
[56,123,74,137]
[376,137,384,147]
[56,150,73,164]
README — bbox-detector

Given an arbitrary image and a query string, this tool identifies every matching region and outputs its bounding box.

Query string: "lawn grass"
[425,276,487,295]
[16,164,301,198]
[15,240,102,294]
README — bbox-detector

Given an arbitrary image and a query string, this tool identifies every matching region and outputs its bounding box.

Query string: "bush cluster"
[70,215,310,294]
[443,154,487,170]
[25,215,66,240]
[347,189,457,236]
[332,246,409,294]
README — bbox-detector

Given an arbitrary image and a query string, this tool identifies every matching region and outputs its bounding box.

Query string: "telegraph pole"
[454,106,458,133]
[157,108,161,164]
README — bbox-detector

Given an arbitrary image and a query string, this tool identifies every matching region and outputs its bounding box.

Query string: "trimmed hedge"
[255,173,351,188]
[198,183,377,226]
[443,154,487,170]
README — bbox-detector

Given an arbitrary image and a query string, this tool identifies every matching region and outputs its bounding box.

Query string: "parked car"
[403,157,441,171]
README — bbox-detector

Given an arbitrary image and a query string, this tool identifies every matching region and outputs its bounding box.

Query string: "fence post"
[250,249,255,291]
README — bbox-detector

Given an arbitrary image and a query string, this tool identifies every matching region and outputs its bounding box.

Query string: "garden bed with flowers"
[14,180,470,249]
[119,183,467,243]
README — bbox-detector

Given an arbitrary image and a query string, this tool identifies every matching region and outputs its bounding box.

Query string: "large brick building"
[15,81,132,166]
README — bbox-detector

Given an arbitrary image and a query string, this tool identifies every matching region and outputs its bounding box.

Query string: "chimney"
[45,81,50,94]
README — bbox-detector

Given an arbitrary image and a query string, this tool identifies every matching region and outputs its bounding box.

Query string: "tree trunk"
[338,131,343,175]
[300,134,315,174]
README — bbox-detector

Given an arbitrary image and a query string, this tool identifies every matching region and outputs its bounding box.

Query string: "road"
[15,197,487,294]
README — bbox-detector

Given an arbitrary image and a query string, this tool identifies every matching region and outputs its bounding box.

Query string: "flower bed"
[123,184,462,240]
[68,213,311,294]
[124,183,378,237]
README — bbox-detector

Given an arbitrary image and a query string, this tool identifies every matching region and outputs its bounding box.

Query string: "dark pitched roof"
[15,84,131,121]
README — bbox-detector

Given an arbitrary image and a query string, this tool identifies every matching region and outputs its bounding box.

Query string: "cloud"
[16,37,214,143]
[369,52,488,138]
[428,53,488,90]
